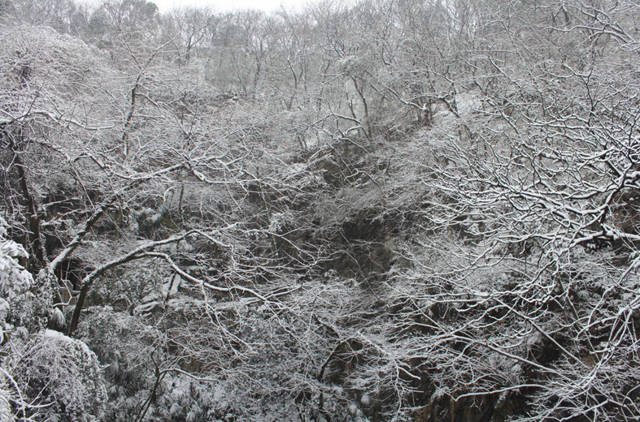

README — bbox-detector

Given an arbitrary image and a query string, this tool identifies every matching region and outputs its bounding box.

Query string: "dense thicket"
[1,0,639,420]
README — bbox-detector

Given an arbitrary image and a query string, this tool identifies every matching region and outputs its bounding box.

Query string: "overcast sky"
[146,0,317,13]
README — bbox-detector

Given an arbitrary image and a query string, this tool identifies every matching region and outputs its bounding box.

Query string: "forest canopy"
[1,0,639,421]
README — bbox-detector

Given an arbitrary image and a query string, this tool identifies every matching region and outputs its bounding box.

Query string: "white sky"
[146,0,317,13]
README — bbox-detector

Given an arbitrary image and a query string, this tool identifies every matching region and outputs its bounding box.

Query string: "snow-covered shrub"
[6,330,107,421]
[1,217,106,421]
[0,372,15,422]
[0,217,39,332]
